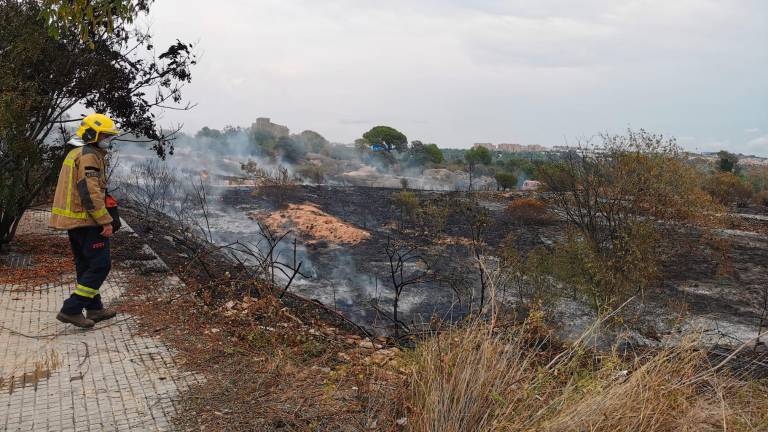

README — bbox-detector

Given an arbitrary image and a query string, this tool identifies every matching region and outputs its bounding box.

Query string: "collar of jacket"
[67,137,107,156]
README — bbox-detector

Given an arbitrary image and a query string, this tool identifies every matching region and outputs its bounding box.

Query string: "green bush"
[392,191,420,221]
[495,172,517,190]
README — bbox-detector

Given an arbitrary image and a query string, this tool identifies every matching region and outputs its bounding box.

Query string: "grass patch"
[407,320,768,432]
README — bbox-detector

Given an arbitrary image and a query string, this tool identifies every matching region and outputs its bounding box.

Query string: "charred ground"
[217,184,768,344]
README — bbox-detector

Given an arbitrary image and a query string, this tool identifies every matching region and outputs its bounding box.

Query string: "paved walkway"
[0,210,199,431]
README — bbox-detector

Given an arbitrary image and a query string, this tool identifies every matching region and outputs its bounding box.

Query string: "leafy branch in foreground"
[0,0,195,247]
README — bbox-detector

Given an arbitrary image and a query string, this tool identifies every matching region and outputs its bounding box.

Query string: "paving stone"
[1,210,201,431]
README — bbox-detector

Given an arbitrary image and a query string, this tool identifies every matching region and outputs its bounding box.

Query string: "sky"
[144,0,768,155]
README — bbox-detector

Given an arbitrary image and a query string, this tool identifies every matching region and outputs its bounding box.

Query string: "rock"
[378,348,399,357]
[396,417,408,426]
[359,340,375,350]
[370,354,388,366]
[337,352,351,362]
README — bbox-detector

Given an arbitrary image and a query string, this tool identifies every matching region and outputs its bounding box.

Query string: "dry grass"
[0,234,71,287]
[506,198,555,225]
[253,203,371,245]
[407,320,768,432]
[0,349,62,393]
[753,190,768,207]
[119,272,406,431]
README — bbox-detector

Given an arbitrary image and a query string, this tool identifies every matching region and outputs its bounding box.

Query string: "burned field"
[216,186,552,332]
[215,184,768,344]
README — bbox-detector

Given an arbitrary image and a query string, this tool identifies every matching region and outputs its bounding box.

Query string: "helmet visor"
[97,132,118,143]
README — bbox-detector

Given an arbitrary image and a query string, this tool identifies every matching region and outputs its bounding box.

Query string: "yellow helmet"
[76,113,120,144]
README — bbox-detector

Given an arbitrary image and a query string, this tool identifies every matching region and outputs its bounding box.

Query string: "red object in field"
[105,194,118,208]
[521,180,543,191]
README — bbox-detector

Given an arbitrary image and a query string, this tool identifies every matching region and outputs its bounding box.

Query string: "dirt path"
[0,210,200,431]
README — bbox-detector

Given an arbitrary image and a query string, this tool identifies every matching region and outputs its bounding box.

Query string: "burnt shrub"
[506,198,554,225]
[296,164,327,184]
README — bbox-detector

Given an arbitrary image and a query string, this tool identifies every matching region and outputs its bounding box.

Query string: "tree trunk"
[0,208,25,250]
[393,291,399,337]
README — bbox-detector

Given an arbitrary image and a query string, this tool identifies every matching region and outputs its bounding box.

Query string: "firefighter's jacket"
[49,143,113,230]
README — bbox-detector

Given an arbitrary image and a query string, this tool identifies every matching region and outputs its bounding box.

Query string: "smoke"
[107,123,489,334]
[516,170,529,189]
[111,122,502,192]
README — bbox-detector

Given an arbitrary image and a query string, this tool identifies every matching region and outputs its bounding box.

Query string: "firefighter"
[51,113,120,328]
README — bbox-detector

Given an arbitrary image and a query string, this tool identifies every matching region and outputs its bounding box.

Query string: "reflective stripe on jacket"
[49,145,113,230]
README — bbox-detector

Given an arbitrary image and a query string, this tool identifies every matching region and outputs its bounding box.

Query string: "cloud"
[339,119,373,125]
[141,0,768,152]
[743,134,768,156]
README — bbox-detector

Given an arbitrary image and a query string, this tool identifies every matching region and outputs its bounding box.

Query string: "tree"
[537,130,720,311]
[505,158,535,178]
[274,136,306,164]
[384,237,430,335]
[495,172,517,191]
[464,146,492,191]
[467,206,490,311]
[409,140,444,165]
[195,126,223,140]
[40,0,148,42]
[424,144,444,164]
[465,146,492,165]
[362,126,407,152]
[295,130,329,154]
[0,0,195,247]
[716,150,739,173]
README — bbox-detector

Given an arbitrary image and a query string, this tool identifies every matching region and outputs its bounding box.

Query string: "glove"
[106,194,122,233]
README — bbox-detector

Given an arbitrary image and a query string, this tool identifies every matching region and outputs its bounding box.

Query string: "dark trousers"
[60,226,111,315]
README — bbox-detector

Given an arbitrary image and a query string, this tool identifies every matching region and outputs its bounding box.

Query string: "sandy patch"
[252,203,371,245]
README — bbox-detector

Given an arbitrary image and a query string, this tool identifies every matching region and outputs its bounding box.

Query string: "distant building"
[526,145,548,152]
[252,117,289,138]
[497,143,522,152]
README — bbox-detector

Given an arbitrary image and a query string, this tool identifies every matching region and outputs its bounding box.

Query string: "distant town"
[251,117,768,166]
[472,142,768,166]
